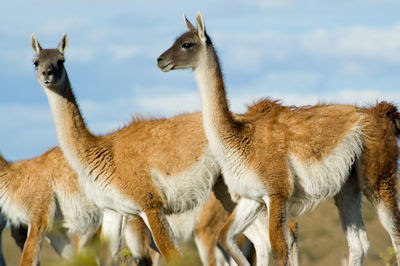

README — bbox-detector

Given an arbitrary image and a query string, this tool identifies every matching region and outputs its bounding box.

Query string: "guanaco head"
[31,33,68,89]
[157,11,211,72]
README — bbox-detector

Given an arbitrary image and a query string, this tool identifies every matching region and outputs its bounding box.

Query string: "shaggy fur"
[157,12,400,266]
[31,33,250,262]
[0,148,101,266]
[146,192,231,266]
[31,33,294,264]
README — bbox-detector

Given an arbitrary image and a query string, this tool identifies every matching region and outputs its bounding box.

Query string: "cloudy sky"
[1,0,400,160]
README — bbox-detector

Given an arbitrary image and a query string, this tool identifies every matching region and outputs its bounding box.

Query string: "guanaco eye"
[57,59,64,66]
[181,42,194,49]
[33,60,39,67]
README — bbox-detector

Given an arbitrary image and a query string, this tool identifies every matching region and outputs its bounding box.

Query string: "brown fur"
[288,218,298,264]
[125,217,152,265]
[194,193,229,266]
[217,205,238,262]
[158,13,400,265]
[144,193,235,266]
[0,147,99,266]
[360,105,400,215]
[0,155,8,168]
[31,33,298,262]
[6,148,80,207]
[31,33,229,261]
[369,101,400,136]
[107,112,206,179]
[230,99,400,266]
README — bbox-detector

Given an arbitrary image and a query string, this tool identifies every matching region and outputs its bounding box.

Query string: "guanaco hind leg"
[20,219,48,266]
[219,198,263,266]
[334,172,369,266]
[360,126,400,265]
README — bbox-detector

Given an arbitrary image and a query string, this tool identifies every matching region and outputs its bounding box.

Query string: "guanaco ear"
[196,11,207,43]
[183,13,196,31]
[31,34,42,54]
[57,33,68,54]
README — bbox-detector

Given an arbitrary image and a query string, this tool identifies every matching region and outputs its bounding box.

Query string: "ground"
[1,199,393,265]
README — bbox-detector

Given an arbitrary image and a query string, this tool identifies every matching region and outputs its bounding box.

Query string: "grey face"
[31,33,68,89]
[157,31,205,72]
[33,49,66,88]
[158,12,209,72]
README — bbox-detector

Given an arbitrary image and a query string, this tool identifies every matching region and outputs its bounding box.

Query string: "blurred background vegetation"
[1,197,396,265]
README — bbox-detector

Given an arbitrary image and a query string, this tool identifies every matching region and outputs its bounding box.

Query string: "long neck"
[44,74,96,169]
[194,46,237,150]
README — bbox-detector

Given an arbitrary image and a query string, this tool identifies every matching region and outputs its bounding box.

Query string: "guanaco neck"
[43,73,96,171]
[194,44,237,150]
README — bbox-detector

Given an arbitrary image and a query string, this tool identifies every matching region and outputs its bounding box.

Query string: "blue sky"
[1,0,400,160]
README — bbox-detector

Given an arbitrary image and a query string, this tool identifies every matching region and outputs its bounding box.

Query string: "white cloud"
[243,89,400,108]
[3,0,400,161]
[0,103,52,128]
[135,91,201,115]
[260,71,322,89]
[215,22,400,80]
[37,17,90,36]
[2,85,399,161]
[215,31,294,73]
[299,24,400,62]
[77,87,400,121]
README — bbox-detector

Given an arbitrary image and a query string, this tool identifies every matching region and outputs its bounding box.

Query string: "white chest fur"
[221,154,268,201]
[53,186,101,234]
[288,125,363,215]
[207,137,268,202]
[166,205,203,242]
[151,150,220,214]
[78,174,141,216]
[0,191,29,226]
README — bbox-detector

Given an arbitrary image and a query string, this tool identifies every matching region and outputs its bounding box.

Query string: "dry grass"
[0,199,393,265]
[297,199,391,266]
[2,227,61,265]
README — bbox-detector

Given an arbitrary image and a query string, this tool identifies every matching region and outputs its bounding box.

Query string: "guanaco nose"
[42,66,54,76]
